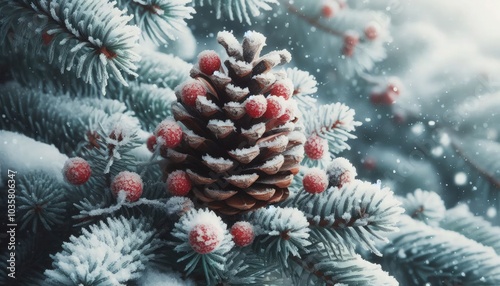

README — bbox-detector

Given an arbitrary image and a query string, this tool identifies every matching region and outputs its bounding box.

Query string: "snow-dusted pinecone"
[164,31,306,215]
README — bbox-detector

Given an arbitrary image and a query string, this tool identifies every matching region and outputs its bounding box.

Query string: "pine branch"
[247,206,311,267]
[0,0,141,94]
[113,83,177,132]
[116,0,195,45]
[440,204,500,255]
[301,103,361,154]
[450,135,500,190]
[135,50,192,90]
[290,248,398,286]
[44,216,164,285]
[0,83,133,155]
[383,216,500,285]
[298,180,403,256]
[192,0,278,25]
[401,189,446,226]
[17,172,68,233]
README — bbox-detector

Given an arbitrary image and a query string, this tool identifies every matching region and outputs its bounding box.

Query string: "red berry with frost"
[155,119,183,148]
[111,171,143,202]
[270,79,294,100]
[231,221,255,247]
[42,31,54,46]
[304,134,328,160]
[245,95,267,118]
[167,170,192,196]
[364,23,379,41]
[277,105,294,123]
[363,157,377,171]
[189,224,221,254]
[263,95,286,119]
[321,5,335,18]
[198,50,221,75]
[303,168,329,194]
[147,135,157,152]
[344,32,359,47]
[63,157,91,185]
[370,91,398,105]
[181,80,207,107]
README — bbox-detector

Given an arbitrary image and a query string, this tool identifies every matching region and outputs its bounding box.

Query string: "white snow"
[326,157,357,180]
[258,135,288,149]
[229,145,260,157]
[261,155,284,169]
[138,269,195,286]
[0,131,68,186]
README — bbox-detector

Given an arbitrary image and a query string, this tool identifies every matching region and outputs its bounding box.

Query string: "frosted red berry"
[370,91,398,105]
[303,168,329,194]
[245,95,267,118]
[42,31,54,46]
[167,170,192,196]
[155,119,183,148]
[321,5,334,18]
[231,221,255,247]
[181,80,207,107]
[343,31,359,57]
[146,135,157,152]
[63,157,91,185]
[263,95,286,119]
[277,105,294,123]
[270,79,293,100]
[111,171,143,202]
[189,224,221,254]
[198,50,221,75]
[304,134,328,160]
[364,23,379,41]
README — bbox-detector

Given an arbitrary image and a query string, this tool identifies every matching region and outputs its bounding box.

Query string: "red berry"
[155,119,183,148]
[263,95,286,119]
[344,32,359,47]
[364,23,379,41]
[189,224,221,254]
[326,157,357,188]
[146,135,157,152]
[370,91,398,105]
[303,168,329,194]
[270,79,294,100]
[304,134,328,160]
[277,105,294,123]
[321,5,335,18]
[181,80,207,107]
[245,95,267,118]
[42,31,54,46]
[231,221,255,247]
[363,157,377,171]
[198,50,221,75]
[111,171,143,202]
[63,157,91,185]
[167,170,192,196]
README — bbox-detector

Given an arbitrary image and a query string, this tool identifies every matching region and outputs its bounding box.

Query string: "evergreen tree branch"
[192,0,277,25]
[0,83,134,155]
[440,204,500,255]
[290,249,398,285]
[383,216,500,285]
[0,0,141,94]
[298,180,403,256]
[44,216,164,285]
[116,0,195,45]
[300,103,361,154]
[135,50,192,89]
[18,172,68,233]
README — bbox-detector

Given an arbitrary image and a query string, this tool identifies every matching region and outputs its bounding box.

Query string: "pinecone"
[164,31,306,215]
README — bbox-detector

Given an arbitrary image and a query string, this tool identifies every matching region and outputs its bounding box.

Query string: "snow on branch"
[135,50,192,90]
[401,189,446,226]
[301,103,361,154]
[44,216,163,285]
[247,206,311,267]
[192,0,277,25]
[299,180,403,256]
[0,83,133,155]
[290,248,398,286]
[17,171,68,232]
[117,0,195,45]
[441,204,500,255]
[383,216,500,285]
[0,0,141,94]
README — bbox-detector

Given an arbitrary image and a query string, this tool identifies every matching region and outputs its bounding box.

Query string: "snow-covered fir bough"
[1,0,500,285]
